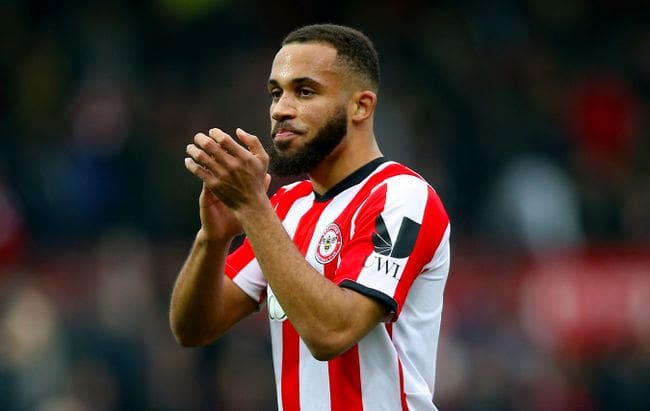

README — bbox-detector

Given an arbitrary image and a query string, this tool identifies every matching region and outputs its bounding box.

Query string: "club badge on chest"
[315,222,343,264]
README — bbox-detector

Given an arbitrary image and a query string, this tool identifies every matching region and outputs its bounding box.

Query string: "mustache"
[271,122,307,137]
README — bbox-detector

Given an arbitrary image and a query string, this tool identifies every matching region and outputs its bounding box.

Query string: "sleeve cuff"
[339,279,398,320]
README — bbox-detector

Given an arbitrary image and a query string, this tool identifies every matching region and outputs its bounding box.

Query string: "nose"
[271,94,297,122]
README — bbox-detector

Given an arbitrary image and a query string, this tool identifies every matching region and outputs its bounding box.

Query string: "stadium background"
[0,1,649,410]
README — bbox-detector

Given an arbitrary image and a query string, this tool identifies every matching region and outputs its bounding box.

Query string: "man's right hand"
[197,183,243,242]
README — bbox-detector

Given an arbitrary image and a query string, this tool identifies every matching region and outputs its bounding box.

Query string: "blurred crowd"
[0,1,648,410]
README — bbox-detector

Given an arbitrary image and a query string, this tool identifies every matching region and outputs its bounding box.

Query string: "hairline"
[281,39,377,93]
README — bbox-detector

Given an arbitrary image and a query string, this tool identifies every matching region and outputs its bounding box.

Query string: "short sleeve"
[225,238,267,305]
[333,174,450,321]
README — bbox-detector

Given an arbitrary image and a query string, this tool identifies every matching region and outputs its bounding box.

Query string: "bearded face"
[269,107,348,177]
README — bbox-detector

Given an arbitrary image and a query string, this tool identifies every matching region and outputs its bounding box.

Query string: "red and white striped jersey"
[225,158,451,411]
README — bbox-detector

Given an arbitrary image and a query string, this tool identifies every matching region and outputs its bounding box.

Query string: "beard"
[269,108,347,177]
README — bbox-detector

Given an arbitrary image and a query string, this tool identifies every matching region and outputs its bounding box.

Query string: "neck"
[308,133,382,196]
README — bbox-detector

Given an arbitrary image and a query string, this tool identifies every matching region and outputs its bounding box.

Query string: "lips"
[272,124,305,141]
[274,129,298,140]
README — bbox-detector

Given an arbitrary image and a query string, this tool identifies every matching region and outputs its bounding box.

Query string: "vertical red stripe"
[323,257,338,280]
[281,321,301,411]
[328,346,363,411]
[293,201,329,253]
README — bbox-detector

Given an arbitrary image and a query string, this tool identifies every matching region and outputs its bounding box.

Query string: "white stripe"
[427,224,451,274]
[232,258,266,302]
[298,340,331,411]
[394,226,450,410]
[282,192,316,238]
[384,174,428,225]
[358,327,402,410]
[270,319,284,411]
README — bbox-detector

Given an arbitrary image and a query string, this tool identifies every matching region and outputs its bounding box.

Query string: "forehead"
[269,43,341,85]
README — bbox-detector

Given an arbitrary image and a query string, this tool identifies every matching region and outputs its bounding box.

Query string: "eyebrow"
[268,77,324,89]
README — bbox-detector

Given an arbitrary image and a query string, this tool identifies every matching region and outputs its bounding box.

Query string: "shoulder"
[368,161,440,201]
[360,162,448,225]
[367,161,426,186]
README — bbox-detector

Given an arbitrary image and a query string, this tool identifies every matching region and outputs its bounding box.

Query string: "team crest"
[315,223,343,264]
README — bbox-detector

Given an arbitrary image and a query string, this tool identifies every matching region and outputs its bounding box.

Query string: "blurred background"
[0,0,649,410]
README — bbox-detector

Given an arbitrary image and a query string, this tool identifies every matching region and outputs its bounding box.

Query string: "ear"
[350,90,377,123]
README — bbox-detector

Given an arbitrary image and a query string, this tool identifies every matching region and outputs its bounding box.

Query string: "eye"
[270,88,282,101]
[298,88,315,98]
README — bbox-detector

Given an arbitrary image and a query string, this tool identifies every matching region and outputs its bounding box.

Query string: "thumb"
[236,128,266,157]
[199,183,220,206]
[264,173,272,191]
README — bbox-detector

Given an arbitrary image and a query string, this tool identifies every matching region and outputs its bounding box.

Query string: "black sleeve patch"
[339,279,398,315]
[391,217,420,258]
[372,215,421,259]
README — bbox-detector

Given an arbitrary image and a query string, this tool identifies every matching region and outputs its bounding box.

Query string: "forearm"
[170,230,232,346]
[236,200,383,359]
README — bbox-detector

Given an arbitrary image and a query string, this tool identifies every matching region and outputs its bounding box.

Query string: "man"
[171,24,451,411]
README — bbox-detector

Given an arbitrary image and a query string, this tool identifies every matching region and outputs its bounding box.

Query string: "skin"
[170,42,386,360]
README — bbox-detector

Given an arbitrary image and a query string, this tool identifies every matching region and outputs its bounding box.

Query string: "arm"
[170,132,266,346]
[192,128,387,360]
[170,224,258,347]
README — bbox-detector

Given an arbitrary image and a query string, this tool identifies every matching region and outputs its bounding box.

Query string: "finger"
[194,132,233,165]
[184,157,215,183]
[209,128,247,158]
[236,128,268,158]
[185,157,226,204]
[193,132,219,153]
[264,173,272,192]
[186,143,221,172]
[200,183,219,203]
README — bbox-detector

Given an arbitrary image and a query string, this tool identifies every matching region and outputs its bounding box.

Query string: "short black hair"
[282,24,380,91]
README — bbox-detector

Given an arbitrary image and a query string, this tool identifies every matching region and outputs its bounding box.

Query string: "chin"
[274,139,303,153]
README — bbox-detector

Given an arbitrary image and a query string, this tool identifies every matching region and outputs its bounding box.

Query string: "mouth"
[273,129,299,141]
[272,126,305,143]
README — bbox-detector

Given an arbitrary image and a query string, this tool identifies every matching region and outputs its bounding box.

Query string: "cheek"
[302,105,331,126]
